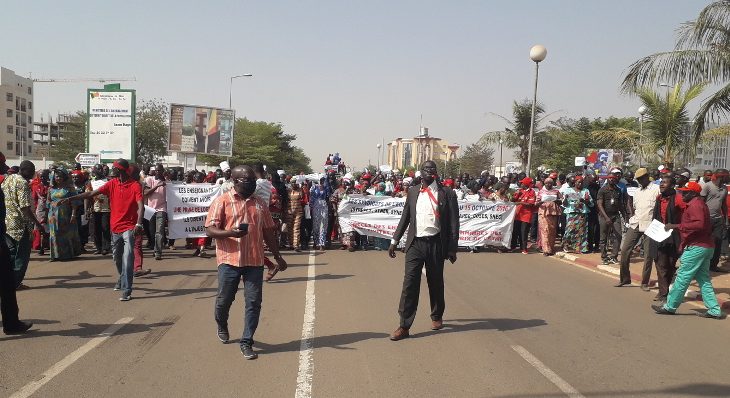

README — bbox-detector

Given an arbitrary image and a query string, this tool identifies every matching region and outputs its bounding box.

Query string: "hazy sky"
[2,0,708,169]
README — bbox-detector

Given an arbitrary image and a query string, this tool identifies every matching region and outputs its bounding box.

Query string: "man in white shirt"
[388,161,459,341]
[616,168,660,289]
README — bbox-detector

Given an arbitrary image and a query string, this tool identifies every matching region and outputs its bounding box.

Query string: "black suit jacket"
[392,183,460,259]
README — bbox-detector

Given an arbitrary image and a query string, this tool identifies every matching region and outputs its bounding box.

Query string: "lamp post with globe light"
[526,45,547,176]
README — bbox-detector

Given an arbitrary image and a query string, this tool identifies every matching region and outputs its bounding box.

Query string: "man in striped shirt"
[205,165,287,360]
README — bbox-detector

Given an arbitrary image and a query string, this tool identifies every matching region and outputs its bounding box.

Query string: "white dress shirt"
[415,181,441,237]
[629,183,660,232]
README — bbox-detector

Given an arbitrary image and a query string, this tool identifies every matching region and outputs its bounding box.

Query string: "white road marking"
[511,345,585,398]
[294,251,317,398]
[10,317,134,398]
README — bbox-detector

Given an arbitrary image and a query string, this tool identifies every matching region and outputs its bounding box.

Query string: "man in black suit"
[388,160,459,341]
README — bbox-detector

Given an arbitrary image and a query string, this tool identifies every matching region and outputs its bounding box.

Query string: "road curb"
[553,252,730,311]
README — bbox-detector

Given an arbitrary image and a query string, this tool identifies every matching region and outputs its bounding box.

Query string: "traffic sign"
[75,153,100,167]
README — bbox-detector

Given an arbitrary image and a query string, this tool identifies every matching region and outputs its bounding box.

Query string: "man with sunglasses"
[388,160,460,341]
[205,165,287,360]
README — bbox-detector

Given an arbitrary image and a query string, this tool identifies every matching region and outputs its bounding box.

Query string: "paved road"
[2,247,730,398]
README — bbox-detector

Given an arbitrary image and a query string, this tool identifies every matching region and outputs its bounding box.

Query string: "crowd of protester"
[2,151,728,328]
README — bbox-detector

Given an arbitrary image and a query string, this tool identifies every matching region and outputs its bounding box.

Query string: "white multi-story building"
[0,67,34,160]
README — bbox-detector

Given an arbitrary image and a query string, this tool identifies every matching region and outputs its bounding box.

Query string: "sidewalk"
[553,248,730,310]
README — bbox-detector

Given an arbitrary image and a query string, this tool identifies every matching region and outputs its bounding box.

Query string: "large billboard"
[87,88,136,162]
[586,148,624,176]
[168,104,234,156]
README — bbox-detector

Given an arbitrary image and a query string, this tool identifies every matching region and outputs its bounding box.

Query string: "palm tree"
[479,99,554,173]
[593,83,705,168]
[622,1,730,142]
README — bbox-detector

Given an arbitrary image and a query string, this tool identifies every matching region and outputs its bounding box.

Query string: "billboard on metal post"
[87,89,136,162]
[168,104,234,156]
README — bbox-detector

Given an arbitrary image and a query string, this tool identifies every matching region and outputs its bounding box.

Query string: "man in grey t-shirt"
[701,169,729,272]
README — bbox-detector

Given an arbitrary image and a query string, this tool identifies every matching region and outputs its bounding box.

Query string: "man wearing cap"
[652,181,723,319]
[217,161,234,192]
[388,160,459,341]
[63,159,144,301]
[616,168,660,288]
[0,153,33,334]
[701,169,729,272]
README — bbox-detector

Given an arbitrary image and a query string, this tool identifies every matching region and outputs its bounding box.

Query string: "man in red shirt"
[63,159,143,301]
[652,182,723,319]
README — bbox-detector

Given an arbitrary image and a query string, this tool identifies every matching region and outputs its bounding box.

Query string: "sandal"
[265,268,279,282]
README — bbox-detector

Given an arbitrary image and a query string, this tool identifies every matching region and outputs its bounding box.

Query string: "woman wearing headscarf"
[31,170,50,255]
[536,177,562,256]
[512,177,537,254]
[488,182,512,202]
[287,177,304,252]
[332,179,352,250]
[562,175,594,253]
[309,177,330,251]
[48,168,83,261]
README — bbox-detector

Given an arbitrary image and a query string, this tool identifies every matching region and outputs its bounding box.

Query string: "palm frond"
[694,81,730,141]
[676,1,730,50]
[621,49,730,93]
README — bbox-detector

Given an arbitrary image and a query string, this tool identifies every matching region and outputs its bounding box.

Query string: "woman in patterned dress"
[562,175,594,253]
[287,178,304,251]
[48,168,82,261]
[536,177,562,256]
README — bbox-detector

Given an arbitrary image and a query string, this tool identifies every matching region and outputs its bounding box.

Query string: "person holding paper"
[536,177,562,256]
[616,168,660,288]
[512,177,538,254]
[652,182,723,319]
[597,173,626,265]
[647,175,684,302]
[562,175,593,254]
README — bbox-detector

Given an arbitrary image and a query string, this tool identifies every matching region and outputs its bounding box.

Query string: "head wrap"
[574,175,584,182]
[112,160,129,175]
[520,177,533,187]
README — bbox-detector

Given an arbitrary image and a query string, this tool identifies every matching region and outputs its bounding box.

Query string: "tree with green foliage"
[458,142,494,176]
[52,111,86,167]
[539,116,637,172]
[592,84,704,168]
[200,118,312,174]
[622,1,729,141]
[433,158,461,179]
[135,99,170,165]
[479,99,555,174]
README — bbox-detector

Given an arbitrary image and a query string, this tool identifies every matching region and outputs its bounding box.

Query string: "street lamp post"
[499,136,504,177]
[638,105,647,167]
[229,73,253,109]
[376,143,382,167]
[526,45,547,176]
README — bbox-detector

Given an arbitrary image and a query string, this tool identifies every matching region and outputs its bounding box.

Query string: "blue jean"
[112,229,135,297]
[6,231,31,288]
[214,264,264,347]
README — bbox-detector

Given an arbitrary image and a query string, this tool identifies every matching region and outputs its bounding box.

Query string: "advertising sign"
[75,153,100,167]
[586,148,624,176]
[168,104,234,156]
[87,89,135,162]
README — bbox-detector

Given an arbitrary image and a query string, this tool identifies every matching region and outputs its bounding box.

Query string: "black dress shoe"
[696,311,724,320]
[710,267,730,273]
[3,320,33,335]
[217,325,229,343]
[651,304,675,315]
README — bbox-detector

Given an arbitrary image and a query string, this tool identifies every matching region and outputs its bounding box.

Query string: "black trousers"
[398,236,445,329]
[710,217,725,269]
[93,212,111,252]
[0,240,20,329]
[511,220,530,251]
[655,246,678,299]
[587,212,600,252]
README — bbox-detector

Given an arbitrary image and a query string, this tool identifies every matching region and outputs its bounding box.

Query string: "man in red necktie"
[388,160,460,341]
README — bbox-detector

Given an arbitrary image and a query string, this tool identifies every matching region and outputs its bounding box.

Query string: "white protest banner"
[166,183,222,239]
[338,195,516,248]
[457,200,515,248]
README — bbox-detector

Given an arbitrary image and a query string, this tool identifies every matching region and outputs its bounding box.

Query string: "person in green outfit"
[652,181,723,319]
